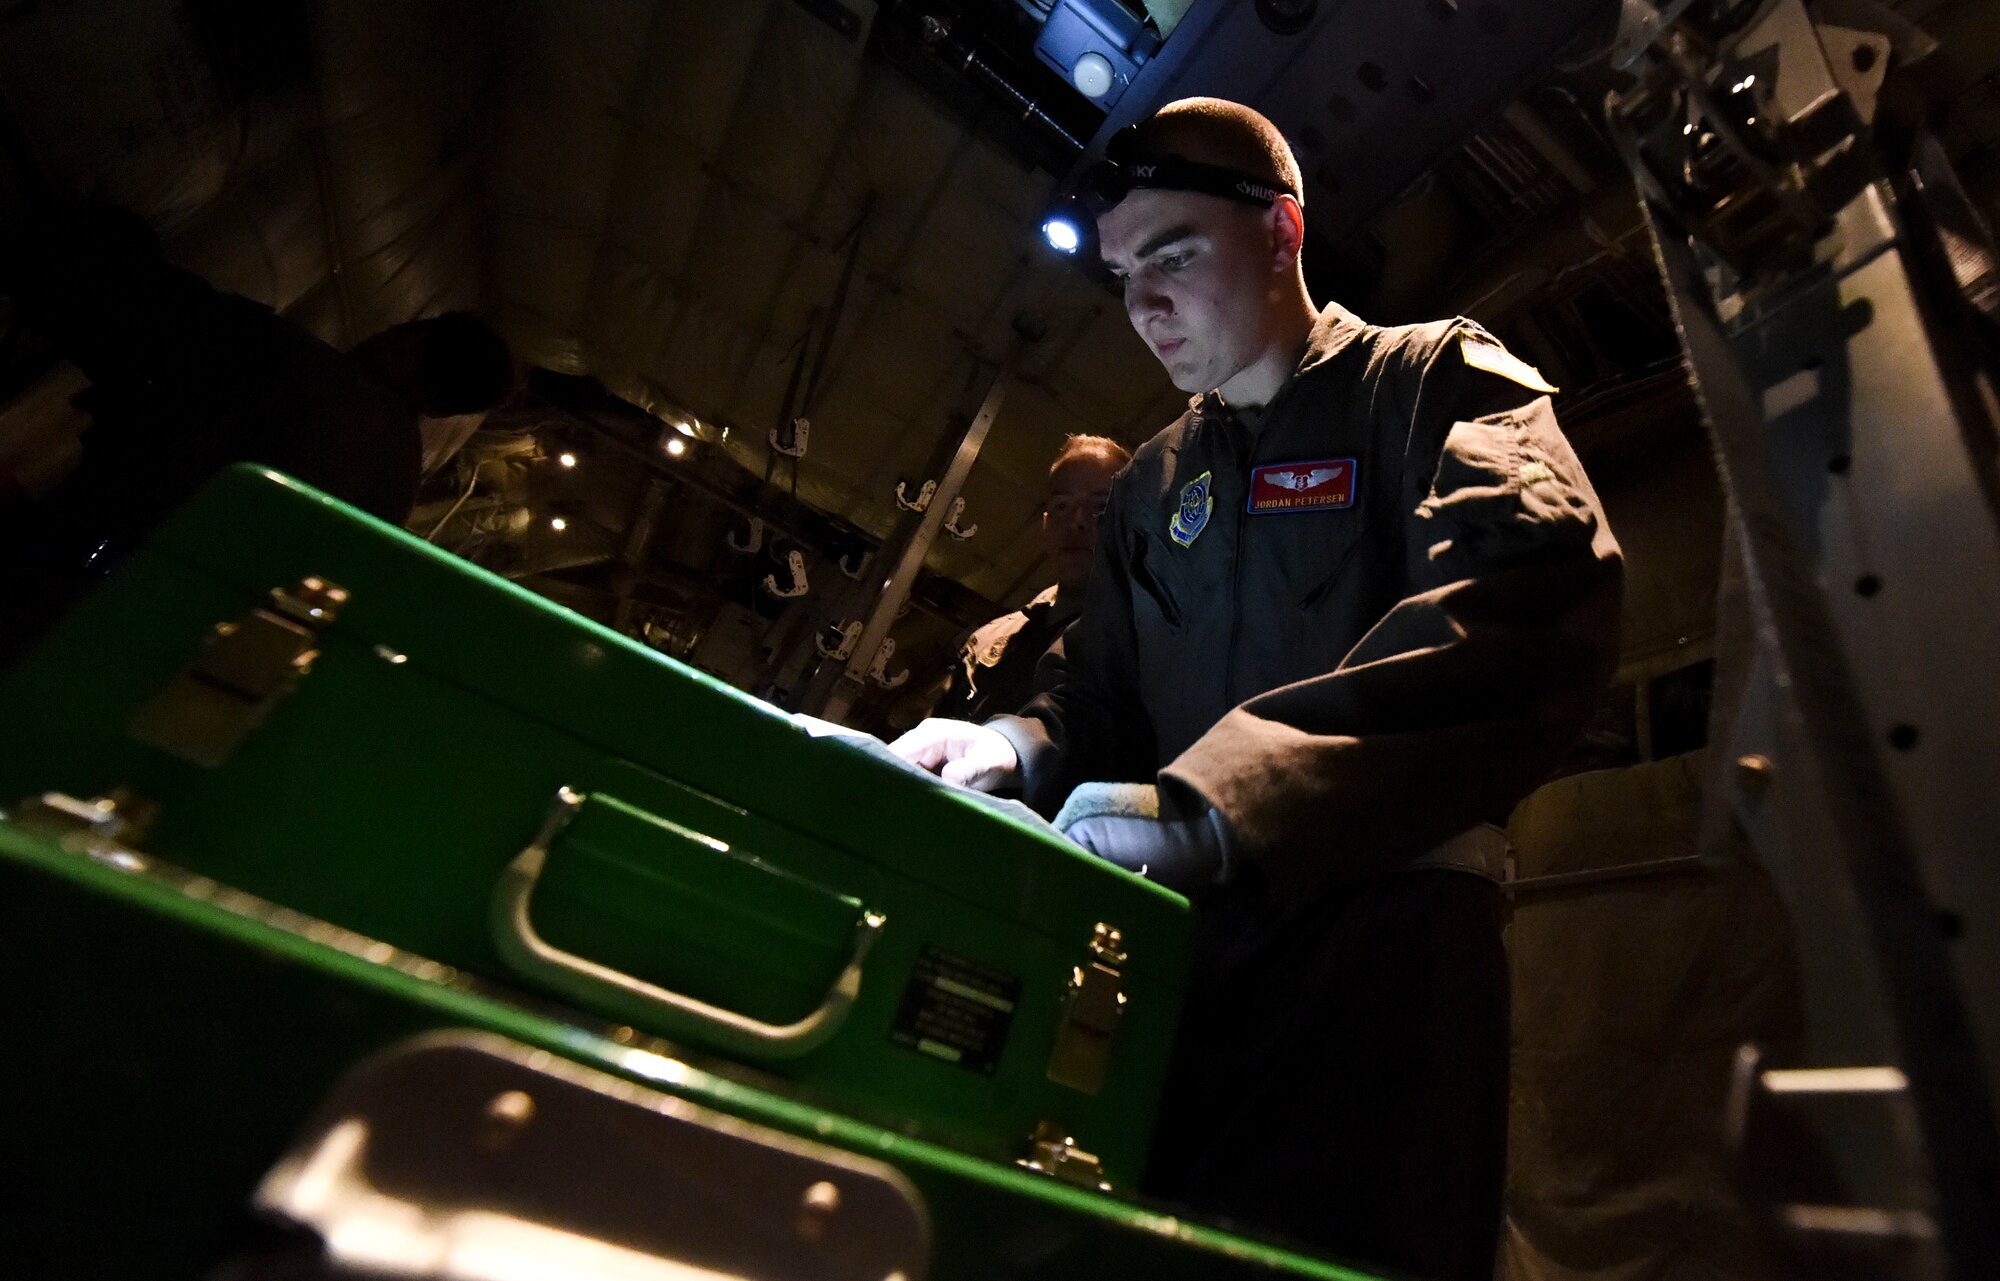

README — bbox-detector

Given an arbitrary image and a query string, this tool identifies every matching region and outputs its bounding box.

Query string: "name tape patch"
[1247,458,1357,513]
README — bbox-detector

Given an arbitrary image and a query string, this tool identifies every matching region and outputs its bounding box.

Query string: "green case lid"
[145,467,1189,975]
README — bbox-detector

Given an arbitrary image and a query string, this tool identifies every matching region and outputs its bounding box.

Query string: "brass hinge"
[1017,1120,1110,1192]
[9,789,156,870]
[1045,922,1127,1095]
[128,576,348,767]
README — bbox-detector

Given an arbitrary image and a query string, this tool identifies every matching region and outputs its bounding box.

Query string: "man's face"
[1096,188,1279,394]
[1043,453,1124,590]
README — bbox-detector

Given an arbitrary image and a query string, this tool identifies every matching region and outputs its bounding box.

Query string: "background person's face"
[1096,187,1276,395]
[1042,453,1124,589]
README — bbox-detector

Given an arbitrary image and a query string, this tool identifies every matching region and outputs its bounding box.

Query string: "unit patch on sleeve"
[1247,458,1357,513]
[1458,333,1559,395]
[1169,470,1214,547]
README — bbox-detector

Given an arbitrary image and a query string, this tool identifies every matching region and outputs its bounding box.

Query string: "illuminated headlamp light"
[1042,214,1084,254]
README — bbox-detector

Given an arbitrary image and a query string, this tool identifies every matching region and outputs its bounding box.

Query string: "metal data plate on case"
[245,1031,929,1281]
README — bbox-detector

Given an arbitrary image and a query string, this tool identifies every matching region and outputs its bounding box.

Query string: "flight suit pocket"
[1130,534,1186,630]
[1287,516,1382,677]
[1293,517,1370,614]
[1296,535,1365,613]
[1416,405,1598,577]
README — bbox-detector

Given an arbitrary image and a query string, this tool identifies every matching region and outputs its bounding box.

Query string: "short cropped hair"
[1049,434,1132,482]
[1128,97,1305,213]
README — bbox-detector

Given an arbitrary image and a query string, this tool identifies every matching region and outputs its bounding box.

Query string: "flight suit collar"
[1183,301,1368,423]
[1295,300,1369,376]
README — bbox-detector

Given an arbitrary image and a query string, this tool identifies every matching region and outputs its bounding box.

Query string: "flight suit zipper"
[1215,370,1311,708]
[1218,403,1252,710]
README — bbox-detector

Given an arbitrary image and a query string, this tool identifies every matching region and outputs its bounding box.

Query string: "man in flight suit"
[891,97,1622,1279]
[932,434,1131,723]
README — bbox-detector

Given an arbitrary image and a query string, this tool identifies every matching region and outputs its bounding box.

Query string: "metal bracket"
[893,479,935,513]
[815,620,862,661]
[127,576,348,767]
[1045,923,1127,1096]
[942,497,977,541]
[726,516,765,555]
[868,638,908,690]
[762,550,810,600]
[1818,24,1892,127]
[1017,1119,1110,1192]
[1608,0,1882,291]
[768,415,810,459]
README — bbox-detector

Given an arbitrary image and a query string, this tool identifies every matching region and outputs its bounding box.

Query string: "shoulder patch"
[1169,470,1213,548]
[1459,333,1558,395]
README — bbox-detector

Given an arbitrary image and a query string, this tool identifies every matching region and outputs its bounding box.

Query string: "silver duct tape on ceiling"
[0,0,1173,608]
[0,0,489,344]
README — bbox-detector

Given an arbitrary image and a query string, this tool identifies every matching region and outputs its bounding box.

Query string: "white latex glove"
[888,718,1021,792]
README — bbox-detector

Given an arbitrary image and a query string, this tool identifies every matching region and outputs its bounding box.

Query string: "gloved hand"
[1055,782,1230,892]
[887,718,1021,791]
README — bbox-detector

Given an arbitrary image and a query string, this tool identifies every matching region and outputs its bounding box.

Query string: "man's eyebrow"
[1136,225,1200,259]
[1107,224,1201,271]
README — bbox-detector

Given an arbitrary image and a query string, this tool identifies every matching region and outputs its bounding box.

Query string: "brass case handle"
[491,787,885,1062]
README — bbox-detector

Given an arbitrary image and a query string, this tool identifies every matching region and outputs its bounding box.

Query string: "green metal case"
[1,815,1382,1281]
[0,465,1188,1185]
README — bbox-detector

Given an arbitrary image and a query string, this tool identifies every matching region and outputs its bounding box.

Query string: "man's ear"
[1267,195,1305,272]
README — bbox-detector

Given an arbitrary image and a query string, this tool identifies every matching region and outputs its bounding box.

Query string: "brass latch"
[1018,1120,1110,1192]
[1045,922,1126,1095]
[128,576,348,766]
[9,789,156,870]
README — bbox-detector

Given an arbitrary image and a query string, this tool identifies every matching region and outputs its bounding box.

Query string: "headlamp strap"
[1084,151,1295,213]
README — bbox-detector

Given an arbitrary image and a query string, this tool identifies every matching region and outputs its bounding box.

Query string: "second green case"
[0,465,1190,1186]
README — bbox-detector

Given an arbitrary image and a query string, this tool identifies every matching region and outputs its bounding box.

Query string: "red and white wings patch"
[1247,457,1357,513]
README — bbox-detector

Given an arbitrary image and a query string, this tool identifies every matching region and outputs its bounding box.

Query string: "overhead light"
[1042,215,1082,254]
[1071,51,1115,100]
[665,437,688,458]
[549,516,568,532]
[675,420,697,437]
[557,451,578,468]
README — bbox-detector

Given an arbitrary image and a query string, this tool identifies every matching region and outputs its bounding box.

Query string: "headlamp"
[1075,125,1297,217]
[1042,214,1084,253]
[1037,127,1300,262]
